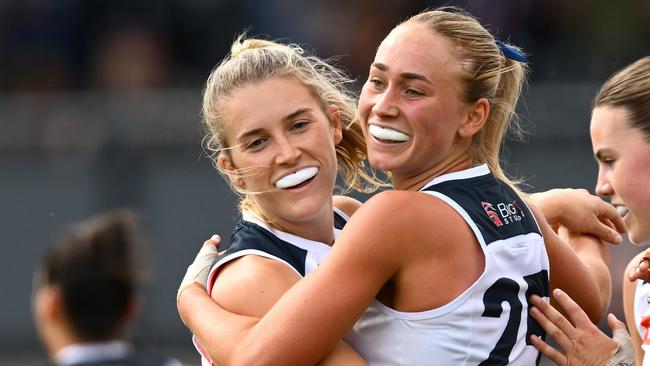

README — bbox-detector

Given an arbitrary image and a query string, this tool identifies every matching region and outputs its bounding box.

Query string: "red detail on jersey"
[641,314,650,345]
[512,200,525,216]
[482,202,504,227]
[193,335,218,366]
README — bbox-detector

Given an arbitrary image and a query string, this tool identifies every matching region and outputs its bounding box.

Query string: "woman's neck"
[252,204,336,246]
[391,155,472,191]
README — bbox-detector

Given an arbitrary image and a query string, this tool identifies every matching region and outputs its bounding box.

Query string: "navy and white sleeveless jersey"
[195,209,350,366]
[345,164,551,366]
[633,280,650,366]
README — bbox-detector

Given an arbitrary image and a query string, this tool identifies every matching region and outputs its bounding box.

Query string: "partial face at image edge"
[591,105,650,244]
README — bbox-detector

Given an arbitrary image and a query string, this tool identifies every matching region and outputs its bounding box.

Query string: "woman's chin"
[368,155,399,174]
[628,225,650,246]
[629,233,650,246]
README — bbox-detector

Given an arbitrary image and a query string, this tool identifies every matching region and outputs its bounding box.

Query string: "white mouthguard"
[275,167,319,189]
[369,124,410,142]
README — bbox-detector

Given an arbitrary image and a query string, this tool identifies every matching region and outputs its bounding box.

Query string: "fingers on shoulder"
[332,195,363,217]
[626,252,649,276]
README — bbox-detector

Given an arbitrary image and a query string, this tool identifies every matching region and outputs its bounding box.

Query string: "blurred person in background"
[90,25,170,91]
[32,209,182,366]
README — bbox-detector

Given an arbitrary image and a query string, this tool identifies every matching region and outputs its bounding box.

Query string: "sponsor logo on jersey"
[482,202,504,227]
[482,200,525,227]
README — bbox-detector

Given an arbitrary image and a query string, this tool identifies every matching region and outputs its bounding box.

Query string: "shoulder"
[357,189,460,225]
[340,189,469,253]
[623,251,646,295]
[626,251,647,274]
[212,254,301,316]
[216,255,301,292]
[523,199,544,222]
[623,251,645,353]
[332,195,362,217]
[524,199,554,236]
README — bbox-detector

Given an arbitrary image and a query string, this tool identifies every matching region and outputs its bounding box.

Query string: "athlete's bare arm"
[332,195,363,218]
[180,190,473,365]
[190,255,367,366]
[529,188,625,244]
[527,202,611,322]
[181,195,367,366]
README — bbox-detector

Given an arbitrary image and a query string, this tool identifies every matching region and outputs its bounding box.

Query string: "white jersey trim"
[243,212,335,253]
[363,190,489,320]
[207,212,337,289]
[364,185,544,320]
[207,248,303,285]
[333,206,351,240]
[421,163,490,190]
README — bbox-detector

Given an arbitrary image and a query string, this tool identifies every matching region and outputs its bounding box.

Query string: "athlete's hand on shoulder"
[332,195,363,218]
[177,234,221,303]
[529,288,633,366]
[628,249,650,283]
[530,188,625,244]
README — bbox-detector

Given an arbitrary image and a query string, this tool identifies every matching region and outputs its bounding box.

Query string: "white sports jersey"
[633,280,650,366]
[195,209,349,366]
[345,164,551,366]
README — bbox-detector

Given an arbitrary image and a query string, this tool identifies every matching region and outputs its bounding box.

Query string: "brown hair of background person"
[33,209,181,366]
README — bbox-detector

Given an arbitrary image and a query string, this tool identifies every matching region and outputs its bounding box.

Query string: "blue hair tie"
[495,39,527,63]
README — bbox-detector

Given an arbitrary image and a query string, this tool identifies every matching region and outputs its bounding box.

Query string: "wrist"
[177,283,205,326]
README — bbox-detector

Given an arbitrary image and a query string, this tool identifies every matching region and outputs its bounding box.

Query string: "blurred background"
[1,0,648,364]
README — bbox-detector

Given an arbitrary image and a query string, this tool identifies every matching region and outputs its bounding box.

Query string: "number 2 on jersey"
[479,270,549,366]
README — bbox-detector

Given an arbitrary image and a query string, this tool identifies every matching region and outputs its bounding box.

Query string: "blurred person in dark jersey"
[32,209,182,366]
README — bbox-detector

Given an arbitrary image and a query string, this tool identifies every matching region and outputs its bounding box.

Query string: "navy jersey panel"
[333,210,347,230]
[422,173,540,244]
[212,210,348,277]
[222,220,309,275]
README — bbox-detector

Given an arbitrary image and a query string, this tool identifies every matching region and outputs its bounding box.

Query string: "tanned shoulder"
[347,190,467,256]
[332,195,363,218]
[211,255,301,317]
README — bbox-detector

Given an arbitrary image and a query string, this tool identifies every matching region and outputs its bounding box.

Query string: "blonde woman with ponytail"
[178,8,615,366]
[179,35,378,366]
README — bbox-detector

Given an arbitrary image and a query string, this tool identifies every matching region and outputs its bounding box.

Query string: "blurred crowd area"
[0,0,649,94]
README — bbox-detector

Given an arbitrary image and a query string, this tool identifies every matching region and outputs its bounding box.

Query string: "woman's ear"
[328,105,343,145]
[459,97,490,138]
[218,153,245,189]
[34,285,62,324]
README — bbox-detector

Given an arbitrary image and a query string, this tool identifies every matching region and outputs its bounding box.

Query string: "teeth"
[275,167,318,189]
[369,124,410,142]
[617,205,629,217]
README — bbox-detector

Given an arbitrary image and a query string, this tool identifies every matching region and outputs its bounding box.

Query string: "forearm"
[179,279,367,366]
[179,284,260,366]
[316,341,368,366]
[564,231,612,318]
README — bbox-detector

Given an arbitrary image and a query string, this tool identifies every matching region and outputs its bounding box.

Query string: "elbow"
[583,293,609,324]
[585,305,606,324]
